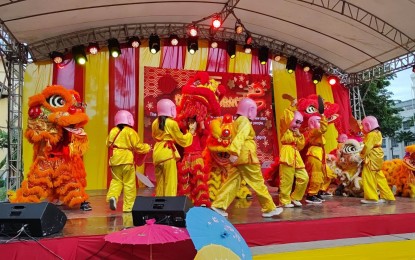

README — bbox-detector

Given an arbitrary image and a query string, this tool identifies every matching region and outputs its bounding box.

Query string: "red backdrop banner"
[143,67,277,170]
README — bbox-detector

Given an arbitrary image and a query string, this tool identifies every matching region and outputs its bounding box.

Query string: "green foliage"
[395,130,415,144]
[0,187,6,201]
[361,74,403,137]
[0,129,7,148]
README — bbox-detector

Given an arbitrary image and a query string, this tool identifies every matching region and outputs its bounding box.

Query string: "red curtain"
[52,60,75,89]
[161,39,185,69]
[294,65,316,99]
[331,82,352,135]
[107,47,139,186]
[206,42,228,72]
[251,49,271,75]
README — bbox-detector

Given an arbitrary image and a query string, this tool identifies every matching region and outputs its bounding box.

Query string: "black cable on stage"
[22,227,64,260]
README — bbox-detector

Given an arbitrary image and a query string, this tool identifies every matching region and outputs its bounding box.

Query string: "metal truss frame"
[0,21,27,191]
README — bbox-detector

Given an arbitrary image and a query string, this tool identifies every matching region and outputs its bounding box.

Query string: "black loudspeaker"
[132,196,193,227]
[0,202,67,237]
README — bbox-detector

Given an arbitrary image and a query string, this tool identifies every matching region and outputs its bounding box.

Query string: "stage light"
[149,34,160,54]
[412,64,415,72]
[169,34,179,46]
[187,37,198,54]
[286,56,297,73]
[211,41,218,48]
[212,15,221,29]
[72,45,87,65]
[235,22,243,34]
[227,40,236,59]
[303,62,311,72]
[274,54,282,62]
[87,42,99,55]
[245,34,253,45]
[243,44,252,54]
[188,25,198,37]
[258,46,269,65]
[327,75,339,85]
[312,68,324,84]
[128,36,141,48]
[108,38,121,58]
[50,51,64,64]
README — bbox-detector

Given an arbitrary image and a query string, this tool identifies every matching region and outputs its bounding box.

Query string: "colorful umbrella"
[186,207,252,259]
[105,218,190,259]
[194,244,240,260]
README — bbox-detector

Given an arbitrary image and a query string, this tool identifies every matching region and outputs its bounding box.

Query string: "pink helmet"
[362,116,379,133]
[114,110,134,127]
[157,99,177,118]
[337,133,348,143]
[308,116,321,129]
[289,111,303,130]
[236,98,257,120]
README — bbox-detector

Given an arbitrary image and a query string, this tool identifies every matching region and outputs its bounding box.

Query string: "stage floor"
[58,188,415,240]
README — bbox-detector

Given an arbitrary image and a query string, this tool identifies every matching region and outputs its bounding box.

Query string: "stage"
[1,188,415,259]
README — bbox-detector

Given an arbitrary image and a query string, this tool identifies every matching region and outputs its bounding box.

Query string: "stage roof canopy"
[1,0,414,83]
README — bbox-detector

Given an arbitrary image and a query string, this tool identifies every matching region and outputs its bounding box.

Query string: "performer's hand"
[229,155,238,163]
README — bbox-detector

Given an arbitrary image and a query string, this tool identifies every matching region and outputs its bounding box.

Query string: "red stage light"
[328,75,339,86]
[212,16,221,29]
[188,25,198,37]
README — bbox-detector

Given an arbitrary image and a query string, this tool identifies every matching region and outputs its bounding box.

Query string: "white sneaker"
[283,203,294,208]
[360,199,382,204]
[211,207,228,217]
[262,208,283,218]
[292,200,302,207]
[109,197,117,210]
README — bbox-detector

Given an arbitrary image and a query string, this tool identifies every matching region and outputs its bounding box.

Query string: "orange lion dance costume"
[10,85,91,210]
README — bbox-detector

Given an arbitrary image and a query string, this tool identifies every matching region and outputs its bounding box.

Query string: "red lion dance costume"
[176,72,225,207]
[10,85,91,210]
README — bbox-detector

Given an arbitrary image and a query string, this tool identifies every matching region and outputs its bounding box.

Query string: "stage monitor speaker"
[132,196,193,227]
[0,202,67,237]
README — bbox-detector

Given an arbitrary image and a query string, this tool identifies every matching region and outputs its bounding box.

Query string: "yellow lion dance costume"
[382,145,415,198]
[9,85,91,210]
[204,114,252,202]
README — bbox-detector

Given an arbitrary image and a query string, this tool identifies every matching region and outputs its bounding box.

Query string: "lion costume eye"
[343,143,358,154]
[306,105,318,114]
[47,95,66,108]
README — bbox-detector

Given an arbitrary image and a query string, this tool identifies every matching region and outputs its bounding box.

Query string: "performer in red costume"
[176,72,225,207]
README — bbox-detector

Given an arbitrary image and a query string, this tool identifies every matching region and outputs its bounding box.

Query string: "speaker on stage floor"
[132,196,193,227]
[0,202,67,237]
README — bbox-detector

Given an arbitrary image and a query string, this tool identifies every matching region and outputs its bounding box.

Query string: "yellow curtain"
[234,45,252,73]
[184,39,208,70]
[272,59,297,150]
[83,52,109,190]
[316,75,338,153]
[22,62,53,176]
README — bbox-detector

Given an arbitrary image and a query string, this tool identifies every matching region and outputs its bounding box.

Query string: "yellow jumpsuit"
[306,116,328,195]
[152,118,193,196]
[211,116,277,213]
[360,130,395,201]
[106,126,151,212]
[279,108,309,206]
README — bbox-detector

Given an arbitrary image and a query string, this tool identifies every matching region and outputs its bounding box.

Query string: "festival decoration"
[9,85,90,209]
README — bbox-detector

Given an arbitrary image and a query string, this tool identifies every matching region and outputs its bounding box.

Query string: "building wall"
[383,72,415,160]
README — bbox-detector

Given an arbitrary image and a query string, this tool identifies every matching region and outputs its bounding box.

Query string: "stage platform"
[1,188,415,259]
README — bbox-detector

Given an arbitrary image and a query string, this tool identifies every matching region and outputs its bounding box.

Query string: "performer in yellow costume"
[305,115,328,204]
[152,99,193,196]
[360,116,395,204]
[211,98,282,218]
[106,110,151,212]
[279,104,309,208]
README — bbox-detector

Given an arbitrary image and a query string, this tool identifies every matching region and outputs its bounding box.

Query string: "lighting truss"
[0,21,28,192]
